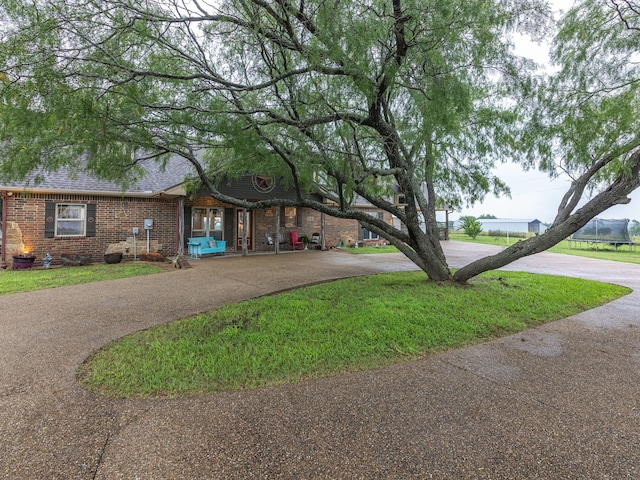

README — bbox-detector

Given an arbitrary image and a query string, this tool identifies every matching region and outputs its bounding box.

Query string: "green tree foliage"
[1,0,639,283]
[459,216,483,240]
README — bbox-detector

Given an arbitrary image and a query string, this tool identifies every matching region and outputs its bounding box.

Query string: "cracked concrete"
[1,242,640,479]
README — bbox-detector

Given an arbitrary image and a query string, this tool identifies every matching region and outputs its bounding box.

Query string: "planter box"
[104,252,123,264]
[12,256,36,270]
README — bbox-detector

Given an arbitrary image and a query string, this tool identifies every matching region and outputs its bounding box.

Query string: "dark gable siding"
[218,176,296,200]
[196,175,322,202]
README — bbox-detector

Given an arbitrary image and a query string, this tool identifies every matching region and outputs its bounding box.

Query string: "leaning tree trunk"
[453,157,640,283]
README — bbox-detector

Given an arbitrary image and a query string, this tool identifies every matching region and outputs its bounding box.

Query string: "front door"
[237,209,252,250]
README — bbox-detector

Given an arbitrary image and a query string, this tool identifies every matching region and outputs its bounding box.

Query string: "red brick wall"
[5,193,178,264]
[186,196,389,252]
[252,207,360,251]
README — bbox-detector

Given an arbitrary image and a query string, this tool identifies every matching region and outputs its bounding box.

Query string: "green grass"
[450,232,640,264]
[346,233,640,264]
[0,262,165,295]
[78,270,629,398]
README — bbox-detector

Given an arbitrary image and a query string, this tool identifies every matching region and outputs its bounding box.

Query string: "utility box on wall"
[143,219,154,230]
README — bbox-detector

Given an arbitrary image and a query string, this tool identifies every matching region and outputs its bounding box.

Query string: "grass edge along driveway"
[78,270,629,398]
[0,262,165,295]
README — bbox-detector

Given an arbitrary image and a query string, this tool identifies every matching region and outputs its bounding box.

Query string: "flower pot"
[12,255,36,270]
[104,252,123,264]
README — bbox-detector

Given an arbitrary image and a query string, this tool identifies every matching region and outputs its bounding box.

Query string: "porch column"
[1,192,8,268]
[241,208,248,257]
[177,198,184,256]
[275,207,280,254]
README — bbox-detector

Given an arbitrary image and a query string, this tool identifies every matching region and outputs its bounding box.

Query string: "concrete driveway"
[1,242,639,479]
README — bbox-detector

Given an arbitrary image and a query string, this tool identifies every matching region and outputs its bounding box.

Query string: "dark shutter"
[279,206,285,227]
[184,206,192,245]
[297,207,303,227]
[224,207,234,242]
[86,204,97,237]
[44,202,56,238]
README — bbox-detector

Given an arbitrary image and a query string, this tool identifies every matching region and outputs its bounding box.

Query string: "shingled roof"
[0,156,196,197]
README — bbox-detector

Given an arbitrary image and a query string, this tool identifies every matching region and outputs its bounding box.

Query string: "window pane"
[284,207,297,228]
[212,209,223,231]
[57,220,84,236]
[58,205,84,220]
[56,204,86,236]
[363,212,380,240]
[192,208,207,232]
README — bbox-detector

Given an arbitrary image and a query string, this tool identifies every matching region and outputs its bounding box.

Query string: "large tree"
[0,0,638,282]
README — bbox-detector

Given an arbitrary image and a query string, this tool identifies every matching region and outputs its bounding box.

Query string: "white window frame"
[361,212,382,240]
[192,207,224,237]
[55,204,87,237]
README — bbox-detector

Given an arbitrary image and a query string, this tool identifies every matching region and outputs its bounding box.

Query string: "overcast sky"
[453,1,640,224]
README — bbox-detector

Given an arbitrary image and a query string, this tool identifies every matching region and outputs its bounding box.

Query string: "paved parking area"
[1,243,639,479]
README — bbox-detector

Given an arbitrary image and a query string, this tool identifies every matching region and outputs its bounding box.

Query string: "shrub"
[459,216,483,240]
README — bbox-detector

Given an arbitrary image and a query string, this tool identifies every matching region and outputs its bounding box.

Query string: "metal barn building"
[476,218,547,235]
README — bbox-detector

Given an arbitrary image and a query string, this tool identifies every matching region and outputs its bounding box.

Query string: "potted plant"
[300,234,310,250]
[104,251,123,264]
[12,250,36,270]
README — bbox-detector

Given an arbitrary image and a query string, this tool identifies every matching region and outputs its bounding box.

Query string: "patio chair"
[290,230,304,250]
[265,233,275,250]
[310,232,320,249]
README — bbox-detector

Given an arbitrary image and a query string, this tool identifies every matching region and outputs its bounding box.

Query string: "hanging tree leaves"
[2,0,639,282]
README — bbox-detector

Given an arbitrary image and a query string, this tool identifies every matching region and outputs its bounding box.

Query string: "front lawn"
[0,262,166,295]
[78,270,629,398]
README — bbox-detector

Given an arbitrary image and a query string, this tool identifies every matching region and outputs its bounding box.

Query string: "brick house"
[0,157,391,267]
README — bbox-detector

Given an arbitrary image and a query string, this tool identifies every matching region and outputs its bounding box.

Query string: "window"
[45,202,95,238]
[56,204,86,236]
[192,208,223,238]
[284,207,297,228]
[360,212,383,241]
[192,208,208,234]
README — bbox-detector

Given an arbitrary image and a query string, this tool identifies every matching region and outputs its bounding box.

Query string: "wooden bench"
[187,237,227,258]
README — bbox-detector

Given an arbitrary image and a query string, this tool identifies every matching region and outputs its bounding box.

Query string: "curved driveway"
[1,242,639,479]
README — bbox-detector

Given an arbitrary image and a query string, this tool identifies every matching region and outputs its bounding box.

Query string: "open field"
[449,232,640,264]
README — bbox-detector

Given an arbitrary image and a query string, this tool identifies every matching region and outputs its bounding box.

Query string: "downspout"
[1,191,8,269]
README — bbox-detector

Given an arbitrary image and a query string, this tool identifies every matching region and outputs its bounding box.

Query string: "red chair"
[290,231,304,250]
